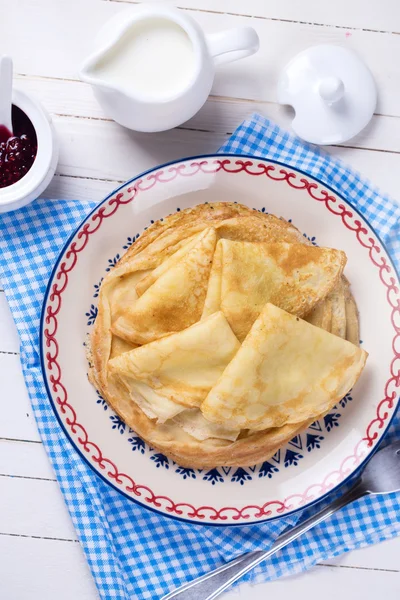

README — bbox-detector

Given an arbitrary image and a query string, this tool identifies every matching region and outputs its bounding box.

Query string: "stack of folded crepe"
[88,202,367,468]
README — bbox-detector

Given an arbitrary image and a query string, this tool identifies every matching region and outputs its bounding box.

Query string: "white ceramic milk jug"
[80,4,259,132]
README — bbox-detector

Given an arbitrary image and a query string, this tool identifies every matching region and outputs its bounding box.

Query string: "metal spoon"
[0,56,13,138]
[162,440,400,600]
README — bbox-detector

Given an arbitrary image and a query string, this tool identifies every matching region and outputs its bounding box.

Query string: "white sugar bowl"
[0,89,58,214]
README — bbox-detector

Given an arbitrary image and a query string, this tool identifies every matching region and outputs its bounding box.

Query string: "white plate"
[40,155,400,525]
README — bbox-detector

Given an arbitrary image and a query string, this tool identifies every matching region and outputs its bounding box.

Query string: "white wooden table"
[1,1,400,598]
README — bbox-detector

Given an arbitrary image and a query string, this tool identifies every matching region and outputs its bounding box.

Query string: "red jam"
[0,105,37,188]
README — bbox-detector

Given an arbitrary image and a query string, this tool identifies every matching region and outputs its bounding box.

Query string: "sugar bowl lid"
[277,45,377,145]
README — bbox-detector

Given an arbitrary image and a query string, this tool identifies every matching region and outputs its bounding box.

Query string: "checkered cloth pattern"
[0,115,399,600]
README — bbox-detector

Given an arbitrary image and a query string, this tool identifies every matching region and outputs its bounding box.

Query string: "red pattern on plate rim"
[43,158,400,522]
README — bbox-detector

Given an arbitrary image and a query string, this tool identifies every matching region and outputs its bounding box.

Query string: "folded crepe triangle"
[202,240,346,341]
[108,311,240,422]
[201,303,367,431]
[112,227,217,344]
[135,232,202,297]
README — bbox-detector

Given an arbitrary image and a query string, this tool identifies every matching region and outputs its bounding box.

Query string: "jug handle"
[206,27,259,66]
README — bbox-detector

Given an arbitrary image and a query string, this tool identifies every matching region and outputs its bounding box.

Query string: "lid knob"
[318,76,345,105]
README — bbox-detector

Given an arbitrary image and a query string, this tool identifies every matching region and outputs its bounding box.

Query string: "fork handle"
[162,481,367,600]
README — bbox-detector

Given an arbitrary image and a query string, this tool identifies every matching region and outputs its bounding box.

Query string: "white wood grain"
[0,527,399,600]
[120,0,400,32]
[0,108,394,204]
[14,75,400,154]
[51,115,400,202]
[1,438,400,574]
[0,439,53,480]
[0,292,20,354]
[1,535,398,600]
[6,108,394,204]
[54,115,228,181]
[0,354,40,442]
[43,173,122,202]
[225,565,400,599]
[322,537,400,572]
[43,154,400,208]
[0,476,78,540]
[0,535,99,600]
[3,0,400,116]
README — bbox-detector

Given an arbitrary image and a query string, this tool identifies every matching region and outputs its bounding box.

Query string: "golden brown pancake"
[112,228,217,344]
[108,311,240,413]
[202,239,346,341]
[89,202,365,468]
[202,303,367,431]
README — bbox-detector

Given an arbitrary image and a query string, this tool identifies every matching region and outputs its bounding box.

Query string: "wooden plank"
[50,115,400,202]
[13,75,108,120]
[43,173,122,202]
[0,439,53,481]
[53,114,228,181]
[226,565,400,599]
[3,78,400,209]
[119,0,400,33]
[11,118,398,207]
[0,535,99,600]
[0,476,78,540]
[188,98,400,154]
[0,354,41,442]
[0,104,386,203]
[3,0,400,117]
[322,537,400,572]
[0,528,399,600]
[14,76,400,153]
[36,148,400,208]
[0,292,20,354]
[1,438,400,573]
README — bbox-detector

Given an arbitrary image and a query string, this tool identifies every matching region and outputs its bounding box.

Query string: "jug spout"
[79,48,118,92]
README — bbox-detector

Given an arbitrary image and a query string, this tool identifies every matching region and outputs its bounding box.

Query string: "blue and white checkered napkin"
[0,114,399,599]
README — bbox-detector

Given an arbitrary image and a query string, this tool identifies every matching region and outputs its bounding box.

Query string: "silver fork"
[162,440,400,600]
